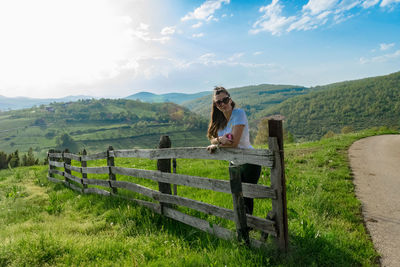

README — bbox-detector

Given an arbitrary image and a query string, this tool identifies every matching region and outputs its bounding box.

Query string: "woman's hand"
[207,144,218,154]
[219,135,233,145]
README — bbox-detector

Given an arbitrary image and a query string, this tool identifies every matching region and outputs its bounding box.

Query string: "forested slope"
[182,84,310,121]
[0,99,209,157]
[265,71,400,140]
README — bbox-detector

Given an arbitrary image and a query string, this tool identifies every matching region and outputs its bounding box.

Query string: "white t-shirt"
[218,108,253,149]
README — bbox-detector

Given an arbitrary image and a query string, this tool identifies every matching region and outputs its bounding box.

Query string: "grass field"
[0,127,397,266]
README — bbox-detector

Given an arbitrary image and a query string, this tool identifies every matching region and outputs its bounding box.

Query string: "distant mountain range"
[125,91,211,104]
[0,95,92,111]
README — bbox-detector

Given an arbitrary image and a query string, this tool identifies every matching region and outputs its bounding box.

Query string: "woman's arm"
[219,124,244,148]
[210,136,220,145]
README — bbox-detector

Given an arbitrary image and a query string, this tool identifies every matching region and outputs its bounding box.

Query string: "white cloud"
[303,0,339,15]
[228,53,244,61]
[380,0,400,7]
[193,53,274,68]
[192,33,205,38]
[161,26,176,35]
[192,22,203,28]
[360,49,400,63]
[362,0,380,8]
[131,23,171,43]
[250,0,296,35]
[380,43,395,50]
[251,0,397,36]
[253,51,263,56]
[181,0,230,22]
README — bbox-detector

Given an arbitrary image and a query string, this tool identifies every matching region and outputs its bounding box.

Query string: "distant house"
[45,106,55,112]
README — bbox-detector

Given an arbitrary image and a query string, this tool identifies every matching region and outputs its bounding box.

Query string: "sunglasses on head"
[215,96,230,106]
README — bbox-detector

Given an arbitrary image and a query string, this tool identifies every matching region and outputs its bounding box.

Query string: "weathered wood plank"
[47,176,64,184]
[63,153,81,161]
[81,166,109,174]
[68,183,83,193]
[107,146,117,194]
[242,183,277,199]
[154,193,277,235]
[64,172,83,184]
[113,194,161,214]
[229,165,250,244]
[246,215,277,237]
[65,164,82,173]
[157,136,172,211]
[63,149,71,184]
[81,152,108,161]
[109,180,159,199]
[81,149,88,189]
[84,178,110,187]
[49,160,64,168]
[153,193,232,220]
[48,153,63,158]
[112,166,276,199]
[162,206,234,241]
[269,128,289,252]
[83,188,110,196]
[113,147,274,167]
[49,169,64,177]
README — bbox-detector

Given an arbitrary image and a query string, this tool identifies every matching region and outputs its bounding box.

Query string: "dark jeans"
[229,163,262,215]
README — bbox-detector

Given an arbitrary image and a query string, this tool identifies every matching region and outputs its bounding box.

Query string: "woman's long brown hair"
[207,87,235,139]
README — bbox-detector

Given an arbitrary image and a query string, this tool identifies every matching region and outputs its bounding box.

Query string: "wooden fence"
[47,119,288,251]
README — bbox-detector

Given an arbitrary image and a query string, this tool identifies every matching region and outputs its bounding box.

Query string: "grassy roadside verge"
[0,127,397,266]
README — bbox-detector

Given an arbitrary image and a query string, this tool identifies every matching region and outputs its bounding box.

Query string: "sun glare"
[0,0,136,96]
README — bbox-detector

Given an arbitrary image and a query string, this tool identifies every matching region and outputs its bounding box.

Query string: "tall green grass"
[0,127,397,266]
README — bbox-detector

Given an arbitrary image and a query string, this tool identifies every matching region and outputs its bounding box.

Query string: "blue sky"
[0,0,399,98]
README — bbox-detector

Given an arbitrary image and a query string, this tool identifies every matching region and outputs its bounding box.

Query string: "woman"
[207,86,261,215]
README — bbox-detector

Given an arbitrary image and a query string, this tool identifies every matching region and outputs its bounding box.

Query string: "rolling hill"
[125,91,211,104]
[264,71,400,140]
[181,84,312,137]
[0,98,209,157]
[0,95,92,111]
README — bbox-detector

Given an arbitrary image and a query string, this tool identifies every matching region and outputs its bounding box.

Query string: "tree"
[7,150,20,168]
[22,148,37,166]
[322,130,335,139]
[254,118,269,145]
[56,133,78,152]
[0,151,8,169]
[341,126,353,134]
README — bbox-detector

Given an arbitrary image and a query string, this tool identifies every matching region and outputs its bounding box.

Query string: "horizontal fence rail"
[49,147,274,167]
[47,119,288,252]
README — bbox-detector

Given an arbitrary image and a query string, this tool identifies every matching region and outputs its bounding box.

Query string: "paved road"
[349,135,400,267]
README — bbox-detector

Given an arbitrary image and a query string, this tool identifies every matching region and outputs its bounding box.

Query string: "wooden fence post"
[172,158,177,195]
[107,146,117,194]
[157,136,172,211]
[64,149,71,185]
[81,149,88,190]
[48,149,55,179]
[268,119,289,252]
[229,165,250,245]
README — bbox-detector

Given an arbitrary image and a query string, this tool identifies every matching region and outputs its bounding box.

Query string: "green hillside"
[0,99,209,157]
[125,91,211,104]
[182,84,310,121]
[265,71,400,140]
[182,84,311,139]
